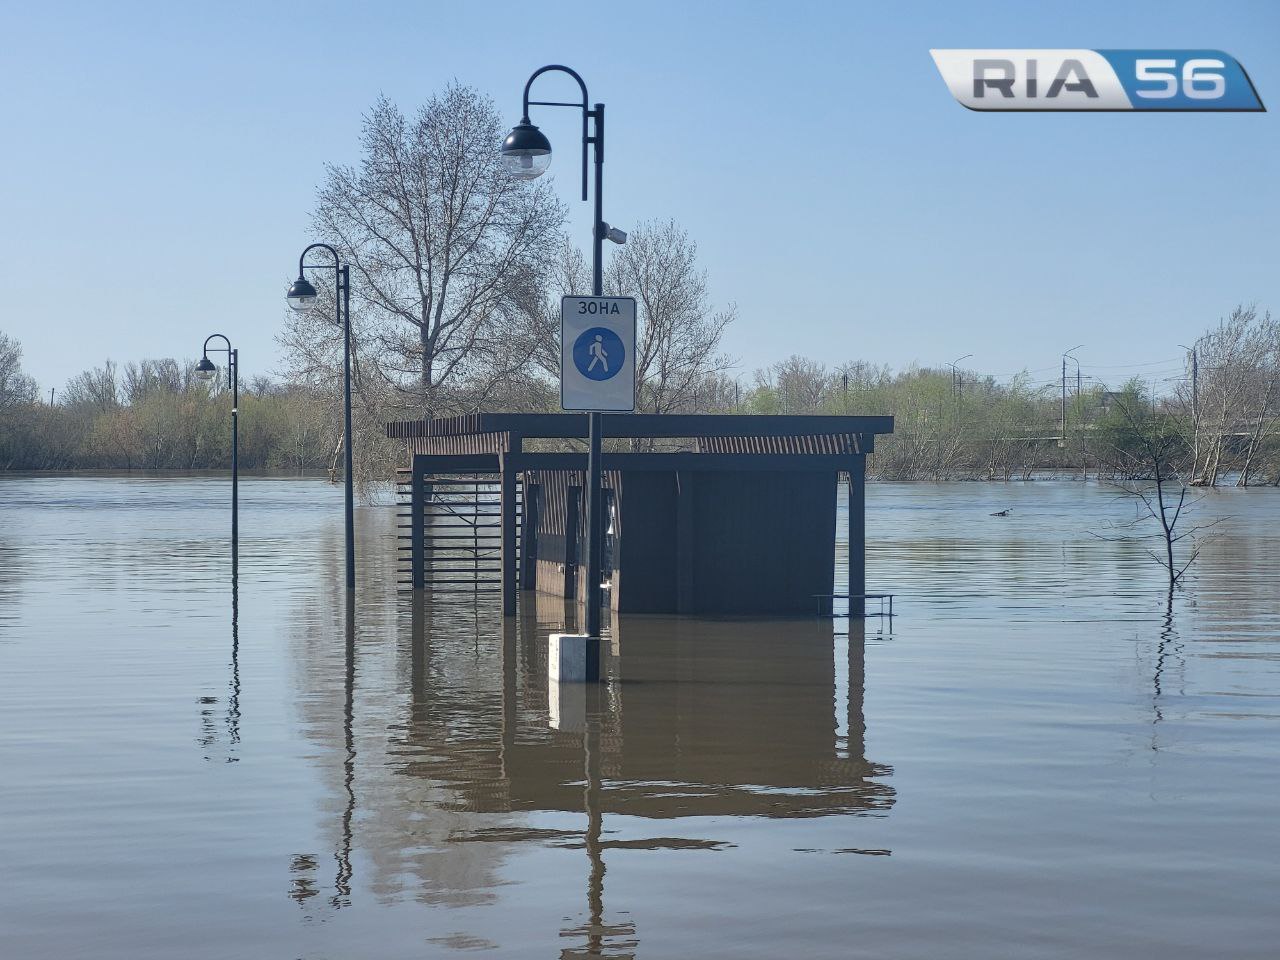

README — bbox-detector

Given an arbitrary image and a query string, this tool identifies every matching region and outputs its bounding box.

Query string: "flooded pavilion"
[386,413,894,618]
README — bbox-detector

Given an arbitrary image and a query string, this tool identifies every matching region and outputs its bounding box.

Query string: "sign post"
[557,296,635,676]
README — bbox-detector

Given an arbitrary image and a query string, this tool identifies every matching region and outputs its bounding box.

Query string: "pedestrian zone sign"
[561,296,636,412]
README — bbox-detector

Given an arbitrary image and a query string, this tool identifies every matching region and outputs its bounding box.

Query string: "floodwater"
[1,475,1278,959]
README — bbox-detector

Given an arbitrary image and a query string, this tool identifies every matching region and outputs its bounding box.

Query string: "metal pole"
[1191,347,1199,418]
[231,348,238,565]
[583,101,605,655]
[341,265,356,590]
[1061,357,1067,444]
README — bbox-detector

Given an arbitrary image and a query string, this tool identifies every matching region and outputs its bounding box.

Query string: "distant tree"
[754,356,828,414]
[122,359,186,403]
[62,361,120,412]
[1180,305,1279,486]
[0,331,38,409]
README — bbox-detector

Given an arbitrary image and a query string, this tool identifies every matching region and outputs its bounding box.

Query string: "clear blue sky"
[2,0,1276,395]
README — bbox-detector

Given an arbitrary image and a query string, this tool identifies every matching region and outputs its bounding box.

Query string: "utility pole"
[1061,356,1067,445]
[1061,346,1083,452]
[1190,347,1199,418]
[947,354,972,414]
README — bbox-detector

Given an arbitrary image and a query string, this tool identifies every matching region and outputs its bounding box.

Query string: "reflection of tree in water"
[1149,590,1187,752]
[287,586,893,950]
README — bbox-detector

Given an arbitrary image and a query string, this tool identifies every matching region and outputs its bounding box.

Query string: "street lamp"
[503,64,620,656]
[287,243,355,591]
[197,334,239,559]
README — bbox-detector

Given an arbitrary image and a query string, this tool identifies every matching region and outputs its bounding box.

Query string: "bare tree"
[1183,305,1277,486]
[753,356,829,414]
[282,86,565,424]
[539,221,735,423]
[0,332,38,409]
[62,361,120,412]
[1094,385,1220,586]
[613,220,735,415]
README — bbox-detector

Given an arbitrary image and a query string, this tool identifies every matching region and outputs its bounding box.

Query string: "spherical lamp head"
[195,356,217,381]
[286,275,318,311]
[500,121,551,180]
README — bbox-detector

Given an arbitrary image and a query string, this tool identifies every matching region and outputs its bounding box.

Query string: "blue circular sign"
[573,327,625,381]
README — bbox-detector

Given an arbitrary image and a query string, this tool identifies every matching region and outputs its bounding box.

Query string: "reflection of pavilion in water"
[290,591,894,949]
[399,595,894,822]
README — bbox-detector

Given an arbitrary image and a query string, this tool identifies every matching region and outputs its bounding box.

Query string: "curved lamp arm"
[298,242,341,276]
[201,333,235,390]
[203,333,233,357]
[522,64,591,201]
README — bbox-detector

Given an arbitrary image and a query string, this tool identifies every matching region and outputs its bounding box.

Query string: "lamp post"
[286,244,355,591]
[502,65,620,647]
[196,335,238,559]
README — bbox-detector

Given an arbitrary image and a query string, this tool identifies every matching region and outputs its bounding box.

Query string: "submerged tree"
[1178,305,1280,487]
[1093,383,1221,587]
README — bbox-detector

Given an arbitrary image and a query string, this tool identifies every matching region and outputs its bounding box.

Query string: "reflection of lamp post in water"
[195,335,238,560]
[561,686,636,957]
[333,597,357,907]
[195,576,241,762]
[228,577,241,748]
[286,244,356,591]
[502,64,626,657]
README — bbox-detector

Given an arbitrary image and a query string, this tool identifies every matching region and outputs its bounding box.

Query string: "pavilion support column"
[520,483,541,590]
[676,471,696,615]
[848,457,866,618]
[410,455,427,591]
[500,451,517,618]
[565,485,581,600]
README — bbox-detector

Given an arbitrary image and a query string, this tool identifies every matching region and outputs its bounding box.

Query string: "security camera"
[603,222,627,245]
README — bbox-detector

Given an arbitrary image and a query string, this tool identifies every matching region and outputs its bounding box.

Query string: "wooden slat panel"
[387,413,893,440]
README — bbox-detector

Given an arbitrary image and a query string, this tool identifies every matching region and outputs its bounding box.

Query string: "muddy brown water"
[1,475,1277,958]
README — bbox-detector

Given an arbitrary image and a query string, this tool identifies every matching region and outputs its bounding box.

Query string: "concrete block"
[549,633,589,683]
[548,675,585,732]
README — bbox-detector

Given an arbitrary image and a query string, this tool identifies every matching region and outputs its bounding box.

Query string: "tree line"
[729,303,1280,485]
[6,301,1277,485]
[0,345,338,472]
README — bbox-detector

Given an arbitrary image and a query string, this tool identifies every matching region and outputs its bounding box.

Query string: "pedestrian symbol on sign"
[573,327,625,381]
[588,335,608,373]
